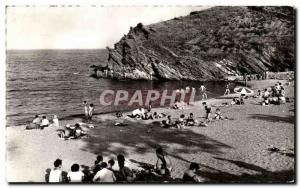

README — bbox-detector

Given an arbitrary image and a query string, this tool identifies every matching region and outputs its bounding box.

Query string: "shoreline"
[6,79,295,182]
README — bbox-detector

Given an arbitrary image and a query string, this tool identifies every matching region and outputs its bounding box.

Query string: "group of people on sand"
[127,105,167,121]
[48,147,202,183]
[83,101,94,121]
[258,82,287,106]
[26,114,59,130]
[58,123,89,140]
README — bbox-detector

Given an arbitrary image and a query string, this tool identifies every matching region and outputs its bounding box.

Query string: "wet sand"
[6,79,295,183]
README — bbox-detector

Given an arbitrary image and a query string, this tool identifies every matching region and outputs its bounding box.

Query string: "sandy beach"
[6,79,295,183]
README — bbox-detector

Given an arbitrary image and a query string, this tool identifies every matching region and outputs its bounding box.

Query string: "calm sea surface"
[6,49,230,126]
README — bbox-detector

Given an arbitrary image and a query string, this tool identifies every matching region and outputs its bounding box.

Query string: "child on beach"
[230,98,236,105]
[186,113,197,126]
[176,114,186,129]
[88,104,94,121]
[202,102,212,122]
[67,163,85,182]
[48,159,63,183]
[224,83,230,95]
[213,108,228,120]
[199,84,208,100]
[83,101,89,120]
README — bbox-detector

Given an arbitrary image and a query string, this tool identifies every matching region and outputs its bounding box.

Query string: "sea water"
[6,49,230,126]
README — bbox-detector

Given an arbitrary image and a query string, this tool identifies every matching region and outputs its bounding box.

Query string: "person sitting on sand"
[73,123,87,139]
[108,159,116,171]
[257,90,262,97]
[88,103,94,121]
[202,102,212,122]
[49,158,63,183]
[59,124,72,139]
[262,88,270,106]
[40,116,50,130]
[155,147,172,177]
[278,90,286,103]
[143,109,154,120]
[230,98,236,105]
[116,111,123,118]
[67,163,85,182]
[90,155,103,177]
[49,115,59,128]
[161,115,174,128]
[175,114,186,129]
[25,115,41,130]
[93,162,116,182]
[171,100,180,110]
[213,108,228,120]
[33,114,41,126]
[182,162,201,183]
[117,154,136,182]
[186,113,198,126]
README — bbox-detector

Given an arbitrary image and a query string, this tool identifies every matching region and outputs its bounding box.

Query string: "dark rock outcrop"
[103,6,295,81]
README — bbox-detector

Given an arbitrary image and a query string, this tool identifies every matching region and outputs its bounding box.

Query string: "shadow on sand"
[80,119,233,157]
[248,114,294,124]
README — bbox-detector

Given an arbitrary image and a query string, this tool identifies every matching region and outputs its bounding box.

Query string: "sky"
[6,6,210,49]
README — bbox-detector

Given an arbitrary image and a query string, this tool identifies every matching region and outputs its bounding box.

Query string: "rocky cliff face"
[104,6,295,81]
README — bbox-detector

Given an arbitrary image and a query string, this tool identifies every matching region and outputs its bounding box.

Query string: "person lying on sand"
[128,107,145,119]
[153,112,166,119]
[213,108,228,120]
[48,158,63,183]
[182,163,202,183]
[40,116,50,130]
[155,147,172,177]
[117,154,136,182]
[67,163,85,183]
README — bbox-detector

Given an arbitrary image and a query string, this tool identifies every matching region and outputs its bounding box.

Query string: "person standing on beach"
[224,83,230,95]
[199,84,207,100]
[83,101,89,120]
[202,102,212,122]
[88,103,94,122]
